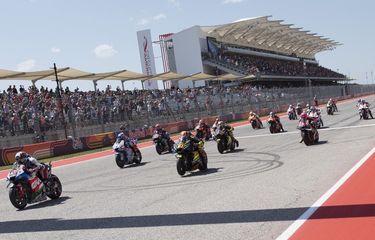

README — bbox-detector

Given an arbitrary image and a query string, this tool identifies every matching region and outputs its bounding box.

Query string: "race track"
[1,97,375,240]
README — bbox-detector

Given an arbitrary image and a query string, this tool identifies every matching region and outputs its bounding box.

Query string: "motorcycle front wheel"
[217,141,225,154]
[176,158,186,176]
[155,143,163,155]
[134,150,142,164]
[46,175,62,199]
[115,154,126,168]
[9,183,28,210]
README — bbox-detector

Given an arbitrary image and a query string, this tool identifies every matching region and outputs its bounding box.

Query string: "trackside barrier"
[0,93,372,166]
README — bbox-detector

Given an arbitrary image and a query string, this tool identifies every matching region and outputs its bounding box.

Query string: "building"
[159,16,346,89]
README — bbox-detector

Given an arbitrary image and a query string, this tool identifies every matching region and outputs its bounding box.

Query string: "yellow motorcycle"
[175,140,207,176]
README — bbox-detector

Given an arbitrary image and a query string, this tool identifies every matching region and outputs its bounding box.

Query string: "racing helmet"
[15,151,28,165]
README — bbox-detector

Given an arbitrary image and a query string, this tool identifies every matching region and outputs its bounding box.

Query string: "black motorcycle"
[298,123,319,146]
[215,129,238,154]
[152,133,175,155]
[326,104,334,115]
[175,140,207,176]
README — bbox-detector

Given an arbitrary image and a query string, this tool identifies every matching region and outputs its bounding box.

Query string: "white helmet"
[15,151,28,165]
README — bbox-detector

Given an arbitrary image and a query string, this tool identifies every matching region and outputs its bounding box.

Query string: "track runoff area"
[1,96,375,240]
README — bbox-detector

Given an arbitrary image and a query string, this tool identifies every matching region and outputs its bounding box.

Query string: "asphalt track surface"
[1,97,375,240]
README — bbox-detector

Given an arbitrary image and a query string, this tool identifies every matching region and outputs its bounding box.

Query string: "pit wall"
[0,94,367,166]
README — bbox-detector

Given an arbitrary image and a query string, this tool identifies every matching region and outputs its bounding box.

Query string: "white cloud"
[17,59,36,71]
[93,44,117,58]
[222,0,244,4]
[153,13,166,21]
[167,0,180,7]
[137,14,166,26]
[51,47,61,53]
[137,18,150,26]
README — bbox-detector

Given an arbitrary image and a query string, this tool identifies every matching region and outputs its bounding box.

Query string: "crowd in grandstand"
[1,84,270,138]
[215,53,345,78]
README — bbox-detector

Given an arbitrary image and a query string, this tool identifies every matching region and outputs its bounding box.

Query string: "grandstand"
[159,16,347,88]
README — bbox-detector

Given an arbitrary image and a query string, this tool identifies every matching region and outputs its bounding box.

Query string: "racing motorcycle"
[215,129,237,154]
[152,133,175,155]
[298,121,319,146]
[268,117,282,134]
[113,138,142,168]
[249,116,262,129]
[175,139,207,176]
[308,111,323,129]
[6,162,62,210]
[326,104,334,115]
[195,125,212,141]
[359,105,370,120]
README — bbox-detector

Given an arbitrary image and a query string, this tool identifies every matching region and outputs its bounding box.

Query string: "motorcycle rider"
[180,131,207,168]
[328,98,338,112]
[195,119,210,139]
[309,105,323,127]
[248,111,263,128]
[115,125,135,160]
[15,151,48,181]
[298,111,318,143]
[358,99,374,119]
[217,121,239,146]
[287,105,296,119]
[269,112,285,132]
[154,123,173,148]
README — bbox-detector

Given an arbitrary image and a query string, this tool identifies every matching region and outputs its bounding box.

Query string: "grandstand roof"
[201,16,341,59]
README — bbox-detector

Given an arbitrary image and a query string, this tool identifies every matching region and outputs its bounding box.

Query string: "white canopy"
[201,16,340,59]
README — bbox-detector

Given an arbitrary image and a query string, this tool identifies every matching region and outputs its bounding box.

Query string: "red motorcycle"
[268,117,282,134]
[6,162,62,210]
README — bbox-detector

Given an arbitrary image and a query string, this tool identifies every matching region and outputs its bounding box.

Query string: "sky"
[0,0,374,91]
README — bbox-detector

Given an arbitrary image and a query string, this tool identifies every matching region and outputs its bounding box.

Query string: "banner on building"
[137,29,158,89]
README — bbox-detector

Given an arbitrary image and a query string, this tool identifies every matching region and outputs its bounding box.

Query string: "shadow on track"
[4,203,375,232]
[20,196,71,211]
[123,162,149,169]
[182,167,223,178]
[314,140,328,145]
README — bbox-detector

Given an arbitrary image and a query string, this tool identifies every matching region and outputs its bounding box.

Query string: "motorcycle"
[268,117,282,134]
[359,105,370,120]
[215,129,238,154]
[309,111,323,129]
[113,138,142,168]
[288,109,297,120]
[6,162,62,210]
[175,139,207,176]
[195,126,212,141]
[249,116,262,129]
[298,121,319,146]
[152,133,175,155]
[326,104,334,115]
